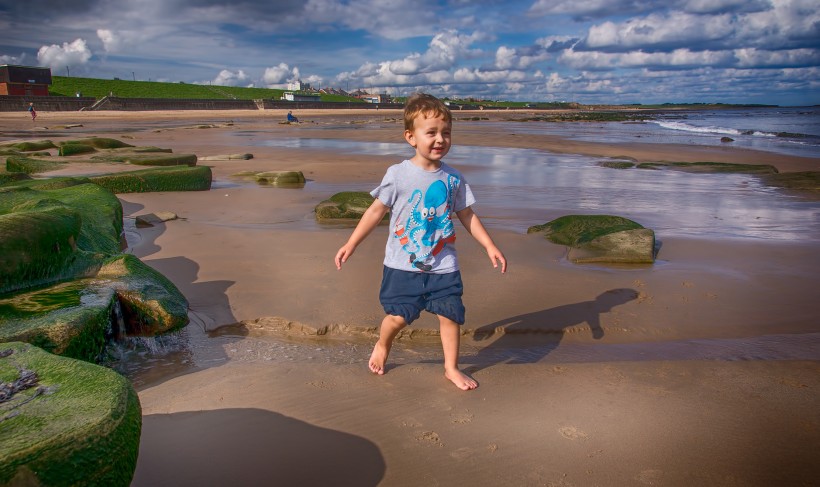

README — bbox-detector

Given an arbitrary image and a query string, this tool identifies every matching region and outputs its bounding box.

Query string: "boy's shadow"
[463,288,639,372]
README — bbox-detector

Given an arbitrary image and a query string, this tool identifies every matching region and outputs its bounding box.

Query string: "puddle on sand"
[109,318,820,390]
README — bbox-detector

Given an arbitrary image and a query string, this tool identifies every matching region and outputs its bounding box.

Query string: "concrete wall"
[0,95,95,112]
[0,95,408,112]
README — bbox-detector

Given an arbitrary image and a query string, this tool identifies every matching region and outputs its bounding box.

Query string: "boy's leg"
[369,314,407,375]
[439,316,478,390]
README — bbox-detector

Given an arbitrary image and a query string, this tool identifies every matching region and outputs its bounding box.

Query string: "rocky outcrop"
[315,191,385,221]
[528,215,655,264]
[0,342,142,487]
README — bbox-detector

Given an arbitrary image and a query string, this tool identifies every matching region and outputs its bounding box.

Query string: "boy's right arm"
[335,198,390,270]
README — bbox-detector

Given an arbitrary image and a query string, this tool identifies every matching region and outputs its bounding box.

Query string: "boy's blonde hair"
[404,93,451,131]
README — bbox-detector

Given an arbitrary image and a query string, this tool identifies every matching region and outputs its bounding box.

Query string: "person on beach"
[335,93,507,390]
[287,111,299,123]
[27,102,36,121]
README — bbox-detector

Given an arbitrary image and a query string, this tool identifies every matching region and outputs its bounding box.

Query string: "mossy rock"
[0,171,31,185]
[61,138,134,149]
[0,182,123,295]
[127,154,198,166]
[0,254,189,358]
[599,160,635,169]
[528,215,654,264]
[0,204,92,296]
[6,156,65,174]
[315,191,385,221]
[0,279,116,361]
[90,165,212,193]
[568,228,655,264]
[528,215,644,246]
[95,253,189,336]
[0,140,57,152]
[254,171,305,187]
[762,171,820,195]
[58,144,98,156]
[636,161,778,174]
[0,342,141,486]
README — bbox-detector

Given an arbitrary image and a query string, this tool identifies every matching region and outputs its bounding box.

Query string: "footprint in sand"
[416,431,444,447]
[450,411,473,424]
[559,426,588,440]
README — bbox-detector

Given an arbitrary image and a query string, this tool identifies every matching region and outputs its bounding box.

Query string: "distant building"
[281,92,321,102]
[354,92,392,104]
[287,80,312,91]
[0,65,52,96]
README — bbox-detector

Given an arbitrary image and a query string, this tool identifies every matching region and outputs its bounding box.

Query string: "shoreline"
[2,110,819,486]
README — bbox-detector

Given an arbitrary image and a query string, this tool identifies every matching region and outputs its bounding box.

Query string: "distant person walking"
[28,102,36,121]
[287,111,299,123]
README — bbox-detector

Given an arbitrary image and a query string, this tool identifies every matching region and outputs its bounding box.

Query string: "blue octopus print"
[394,176,459,271]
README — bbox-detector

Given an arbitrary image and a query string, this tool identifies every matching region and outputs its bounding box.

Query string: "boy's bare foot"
[445,368,478,391]
[369,342,390,375]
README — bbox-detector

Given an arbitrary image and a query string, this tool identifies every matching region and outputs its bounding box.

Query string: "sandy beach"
[2,108,819,486]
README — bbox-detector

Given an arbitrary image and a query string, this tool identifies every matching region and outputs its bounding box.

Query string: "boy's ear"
[404,130,416,147]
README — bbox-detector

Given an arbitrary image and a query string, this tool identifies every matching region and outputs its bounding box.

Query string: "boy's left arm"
[456,206,507,273]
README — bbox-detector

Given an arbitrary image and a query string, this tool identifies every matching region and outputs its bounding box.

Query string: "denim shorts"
[379,266,465,325]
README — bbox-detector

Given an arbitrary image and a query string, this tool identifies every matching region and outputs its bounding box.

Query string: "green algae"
[528,215,644,246]
[0,140,57,152]
[0,342,141,486]
[315,191,386,221]
[90,165,212,193]
[762,171,820,195]
[5,156,65,174]
[61,138,134,149]
[636,161,778,174]
[253,170,305,187]
[58,143,98,156]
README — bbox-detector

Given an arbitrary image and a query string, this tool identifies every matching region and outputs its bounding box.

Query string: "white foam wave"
[654,121,776,138]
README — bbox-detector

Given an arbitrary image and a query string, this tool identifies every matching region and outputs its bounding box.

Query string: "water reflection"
[243,136,820,241]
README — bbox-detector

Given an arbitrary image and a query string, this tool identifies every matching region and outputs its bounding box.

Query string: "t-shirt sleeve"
[371,165,398,208]
[453,174,476,212]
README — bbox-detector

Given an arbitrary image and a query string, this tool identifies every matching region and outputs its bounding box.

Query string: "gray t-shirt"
[371,160,475,273]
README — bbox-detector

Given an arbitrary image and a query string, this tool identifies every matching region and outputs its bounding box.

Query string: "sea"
[503,105,820,159]
[252,106,820,242]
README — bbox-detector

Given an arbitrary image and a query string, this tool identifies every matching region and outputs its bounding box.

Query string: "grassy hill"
[50,76,361,102]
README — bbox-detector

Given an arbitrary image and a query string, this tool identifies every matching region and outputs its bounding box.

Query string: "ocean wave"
[653,121,816,141]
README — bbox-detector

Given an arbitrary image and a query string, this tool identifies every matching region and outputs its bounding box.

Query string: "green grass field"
[49,76,361,102]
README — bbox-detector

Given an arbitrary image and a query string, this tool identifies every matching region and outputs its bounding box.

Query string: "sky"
[1,0,818,106]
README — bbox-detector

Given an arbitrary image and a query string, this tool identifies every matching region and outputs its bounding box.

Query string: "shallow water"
[246,136,820,242]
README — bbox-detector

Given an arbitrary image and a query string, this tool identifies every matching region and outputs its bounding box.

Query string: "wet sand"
[2,109,819,486]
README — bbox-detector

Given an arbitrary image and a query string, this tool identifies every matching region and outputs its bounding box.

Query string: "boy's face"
[404,112,452,165]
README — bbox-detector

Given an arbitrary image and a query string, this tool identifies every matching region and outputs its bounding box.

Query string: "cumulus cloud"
[0,53,27,65]
[388,30,484,75]
[263,63,301,87]
[97,29,121,53]
[211,69,249,86]
[37,39,92,71]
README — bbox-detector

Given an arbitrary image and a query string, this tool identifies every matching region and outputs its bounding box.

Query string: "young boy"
[334,93,506,390]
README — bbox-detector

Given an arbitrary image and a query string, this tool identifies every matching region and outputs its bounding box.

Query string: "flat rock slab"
[0,342,141,486]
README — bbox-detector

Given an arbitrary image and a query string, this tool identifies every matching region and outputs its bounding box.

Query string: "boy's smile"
[405,113,452,168]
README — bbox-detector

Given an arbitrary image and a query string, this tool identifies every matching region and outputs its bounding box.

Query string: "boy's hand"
[335,245,355,270]
[487,246,507,273]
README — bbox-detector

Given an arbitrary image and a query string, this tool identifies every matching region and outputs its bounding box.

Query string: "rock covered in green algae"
[89,165,212,193]
[315,191,387,221]
[60,138,134,150]
[5,156,66,174]
[0,342,141,487]
[0,181,123,295]
[0,140,57,152]
[253,170,305,186]
[635,161,778,174]
[0,253,189,361]
[528,215,655,264]
[95,253,189,336]
[58,143,98,156]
